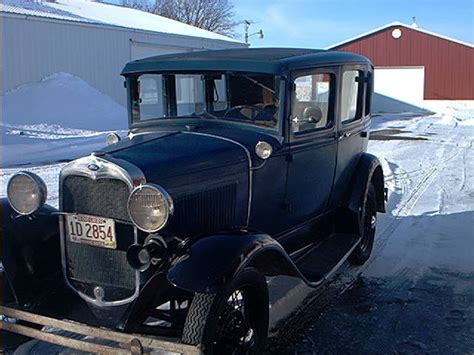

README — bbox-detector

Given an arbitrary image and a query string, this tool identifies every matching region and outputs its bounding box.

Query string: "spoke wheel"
[349,183,377,265]
[214,290,256,354]
[182,269,269,355]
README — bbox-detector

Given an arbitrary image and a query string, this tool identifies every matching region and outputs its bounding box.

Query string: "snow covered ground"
[1,73,127,168]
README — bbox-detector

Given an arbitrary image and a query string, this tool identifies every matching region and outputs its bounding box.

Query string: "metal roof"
[328,21,474,49]
[0,2,93,23]
[0,0,241,43]
[121,48,372,75]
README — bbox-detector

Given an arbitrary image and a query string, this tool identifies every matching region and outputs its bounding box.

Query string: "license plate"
[65,214,117,249]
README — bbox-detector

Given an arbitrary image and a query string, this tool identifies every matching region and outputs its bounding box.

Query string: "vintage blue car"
[1,48,385,354]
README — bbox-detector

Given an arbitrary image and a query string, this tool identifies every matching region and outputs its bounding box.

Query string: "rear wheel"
[348,182,377,265]
[182,269,269,354]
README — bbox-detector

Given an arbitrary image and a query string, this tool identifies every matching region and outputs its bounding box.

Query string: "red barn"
[330,22,473,106]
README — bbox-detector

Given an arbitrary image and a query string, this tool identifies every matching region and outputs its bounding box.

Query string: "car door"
[330,65,372,208]
[279,69,338,253]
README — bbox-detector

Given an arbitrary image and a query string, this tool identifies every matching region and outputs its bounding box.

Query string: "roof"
[121,47,372,75]
[0,0,241,43]
[328,21,474,49]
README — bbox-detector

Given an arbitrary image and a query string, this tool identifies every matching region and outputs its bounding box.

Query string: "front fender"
[167,232,299,293]
[1,198,62,307]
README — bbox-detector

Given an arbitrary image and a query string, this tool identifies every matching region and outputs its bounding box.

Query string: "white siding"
[1,13,245,106]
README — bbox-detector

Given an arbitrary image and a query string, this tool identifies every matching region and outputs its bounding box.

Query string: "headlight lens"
[127,184,173,232]
[7,172,47,215]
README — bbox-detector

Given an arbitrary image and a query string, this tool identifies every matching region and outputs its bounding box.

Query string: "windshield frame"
[125,71,286,137]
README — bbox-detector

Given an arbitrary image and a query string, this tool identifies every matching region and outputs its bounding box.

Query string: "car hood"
[98,128,281,183]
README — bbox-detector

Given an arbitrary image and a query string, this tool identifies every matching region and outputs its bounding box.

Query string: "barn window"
[341,70,364,124]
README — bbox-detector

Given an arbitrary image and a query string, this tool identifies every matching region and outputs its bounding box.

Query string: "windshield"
[129,73,281,130]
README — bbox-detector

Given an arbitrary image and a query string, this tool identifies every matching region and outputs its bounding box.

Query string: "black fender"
[167,232,300,294]
[1,198,62,307]
[336,153,385,234]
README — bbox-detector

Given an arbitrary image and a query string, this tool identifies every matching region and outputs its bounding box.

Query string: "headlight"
[127,184,173,232]
[7,171,47,215]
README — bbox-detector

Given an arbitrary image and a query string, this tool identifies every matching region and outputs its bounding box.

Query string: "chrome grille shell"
[58,154,145,307]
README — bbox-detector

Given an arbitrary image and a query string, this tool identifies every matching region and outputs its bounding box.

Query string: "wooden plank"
[0,322,129,354]
[1,306,201,354]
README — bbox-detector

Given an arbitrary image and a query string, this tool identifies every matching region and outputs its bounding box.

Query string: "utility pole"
[244,20,264,44]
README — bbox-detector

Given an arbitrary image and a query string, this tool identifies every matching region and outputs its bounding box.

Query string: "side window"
[133,74,165,121]
[340,70,364,123]
[292,73,333,133]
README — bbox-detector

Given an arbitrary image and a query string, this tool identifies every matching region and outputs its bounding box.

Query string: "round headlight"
[7,171,47,215]
[127,184,173,232]
[106,132,121,146]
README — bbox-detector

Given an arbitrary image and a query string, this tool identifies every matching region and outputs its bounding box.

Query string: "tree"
[152,0,237,36]
[120,0,151,11]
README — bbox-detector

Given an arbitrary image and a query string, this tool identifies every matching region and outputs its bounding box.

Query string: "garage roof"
[328,21,473,49]
[0,0,241,43]
[121,48,372,75]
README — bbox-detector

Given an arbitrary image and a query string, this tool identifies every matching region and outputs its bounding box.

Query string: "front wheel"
[182,269,269,354]
[348,182,377,265]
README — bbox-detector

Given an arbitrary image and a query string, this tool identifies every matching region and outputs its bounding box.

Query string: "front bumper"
[0,306,201,354]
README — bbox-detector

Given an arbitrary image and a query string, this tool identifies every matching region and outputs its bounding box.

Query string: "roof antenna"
[411,17,419,28]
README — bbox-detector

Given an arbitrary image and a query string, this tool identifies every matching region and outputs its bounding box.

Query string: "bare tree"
[120,0,151,11]
[152,0,237,36]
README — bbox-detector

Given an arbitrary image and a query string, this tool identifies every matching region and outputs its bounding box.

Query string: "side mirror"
[302,106,323,124]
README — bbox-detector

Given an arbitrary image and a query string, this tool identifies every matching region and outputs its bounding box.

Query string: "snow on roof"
[0,0,242,43]
[328,21,473,49]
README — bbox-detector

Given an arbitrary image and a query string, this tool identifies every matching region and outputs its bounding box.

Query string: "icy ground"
[1,103,473,353]
[1,73,127,168]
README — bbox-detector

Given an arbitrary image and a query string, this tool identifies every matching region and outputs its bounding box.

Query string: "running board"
[0,306,201,355]
[295,233,361,284]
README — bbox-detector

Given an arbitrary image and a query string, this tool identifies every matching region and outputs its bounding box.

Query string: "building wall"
[1,13,245,106]
[333,25,474,100]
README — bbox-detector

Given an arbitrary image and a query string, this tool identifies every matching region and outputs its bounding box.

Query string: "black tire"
[348,182,377,265]
[182,268,269,354]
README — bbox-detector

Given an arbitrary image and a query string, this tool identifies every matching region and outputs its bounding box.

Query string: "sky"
[231,0,474,48]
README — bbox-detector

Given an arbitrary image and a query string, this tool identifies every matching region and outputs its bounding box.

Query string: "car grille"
[62,176,130,221]
[61,176,136,302]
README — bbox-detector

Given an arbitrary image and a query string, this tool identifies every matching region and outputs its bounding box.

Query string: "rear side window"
[341,70,364,124]
[292,73,334,133]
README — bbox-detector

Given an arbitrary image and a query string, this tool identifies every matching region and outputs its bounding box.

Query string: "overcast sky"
[231,0,474,47]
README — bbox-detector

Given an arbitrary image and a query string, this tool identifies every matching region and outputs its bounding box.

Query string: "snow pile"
[3,73,127,131]
[1,73,127,167]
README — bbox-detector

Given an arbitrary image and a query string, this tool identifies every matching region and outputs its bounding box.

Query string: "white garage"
[1,0,246,107]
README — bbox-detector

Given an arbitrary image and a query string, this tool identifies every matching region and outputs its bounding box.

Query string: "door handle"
[337,132,351,140]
